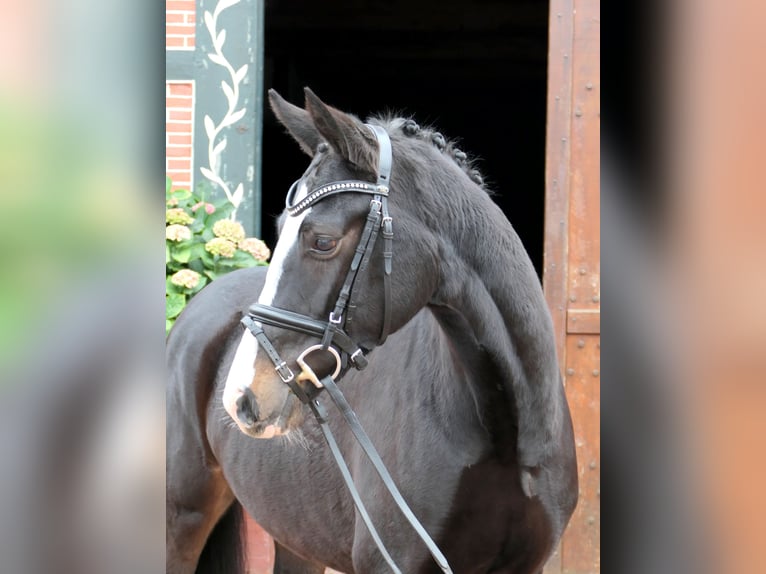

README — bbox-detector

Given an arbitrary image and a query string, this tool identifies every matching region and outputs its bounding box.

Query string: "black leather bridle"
[240,125,453,574]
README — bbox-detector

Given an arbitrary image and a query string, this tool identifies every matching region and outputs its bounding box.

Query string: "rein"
[242,125,453,574]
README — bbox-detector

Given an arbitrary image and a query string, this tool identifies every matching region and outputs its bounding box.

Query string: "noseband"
[240,125,453,574]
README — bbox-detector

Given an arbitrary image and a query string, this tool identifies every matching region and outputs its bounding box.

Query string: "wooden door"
[543,0,600,572]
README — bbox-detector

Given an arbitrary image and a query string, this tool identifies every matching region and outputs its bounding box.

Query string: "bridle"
[240,125,453,574]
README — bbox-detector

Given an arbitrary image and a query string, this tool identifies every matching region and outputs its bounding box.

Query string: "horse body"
[167,89,578,573]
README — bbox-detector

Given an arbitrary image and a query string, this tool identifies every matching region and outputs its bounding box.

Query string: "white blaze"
[222,180,312,422]
[257,182,312,305]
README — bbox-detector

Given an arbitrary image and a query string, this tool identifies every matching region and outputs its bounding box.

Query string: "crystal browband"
[286,179,389,216]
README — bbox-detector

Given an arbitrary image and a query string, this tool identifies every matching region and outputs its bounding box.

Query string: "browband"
[285,123,393,216]
[286,180,388,217]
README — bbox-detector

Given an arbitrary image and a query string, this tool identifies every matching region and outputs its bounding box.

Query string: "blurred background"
[1,0,765,572]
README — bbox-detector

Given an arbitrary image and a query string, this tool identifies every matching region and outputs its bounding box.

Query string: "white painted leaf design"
[213,138,227,157]
[222,108,246,127]
[221,81,235,106]
[216,29,226,50]
[204,11,215,37]
[234,64,248,85]
[216,0,242,16]
[200,166,217,182]
[232,183,244,207]
[208,53,227,67]
[204,115,216,140]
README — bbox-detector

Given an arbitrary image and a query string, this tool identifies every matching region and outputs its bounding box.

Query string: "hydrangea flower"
[166,224,192,242]
[212,219,246,243]
[166,208,194,225]
[170,269,201,290]
[205,237,236,258]
[238,237,271,262]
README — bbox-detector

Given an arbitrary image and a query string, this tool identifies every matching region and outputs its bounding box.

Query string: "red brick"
[165,146,191,159]
[169,109,192,121]
[166,25,195,36]
[168,134,193,145]
[243,514,275,573]
[167,170,190,180]
[168,83,193,96]
[166,36,185,48]
[166,97,192,109]
[167,159,191,170]
[166,122,192,133]
[166,146,191,158]
[167,171,191,184]
[185,36,195,48]
[166,12,185,23]
[185,12,196,23]
[166,1,195,11]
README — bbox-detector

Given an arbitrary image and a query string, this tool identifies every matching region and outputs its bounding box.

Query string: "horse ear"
[303,87,379,175]
[268,89,321,157]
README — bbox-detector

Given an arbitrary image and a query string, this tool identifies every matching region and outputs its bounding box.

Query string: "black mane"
[368,113,491,193]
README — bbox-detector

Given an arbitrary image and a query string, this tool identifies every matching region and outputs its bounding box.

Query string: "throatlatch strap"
[369,124,394,345]
[322,196,382,349]
[380,199,393,345]
[319,375,453,574]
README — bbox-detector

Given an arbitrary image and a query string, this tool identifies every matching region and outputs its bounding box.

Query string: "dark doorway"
[261,0,549,277]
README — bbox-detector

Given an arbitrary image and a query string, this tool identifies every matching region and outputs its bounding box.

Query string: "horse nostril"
[235,390,259,426]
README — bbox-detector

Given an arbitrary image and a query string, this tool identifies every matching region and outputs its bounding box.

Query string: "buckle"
[329,311,343,324]
[275,361,295,383]
[350,348,369,370]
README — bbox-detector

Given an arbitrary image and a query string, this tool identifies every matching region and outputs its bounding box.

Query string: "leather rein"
[240,125,453,573]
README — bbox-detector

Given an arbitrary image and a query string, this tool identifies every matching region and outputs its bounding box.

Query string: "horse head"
[223,88,443,438]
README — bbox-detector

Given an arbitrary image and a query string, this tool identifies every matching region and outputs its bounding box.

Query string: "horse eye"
[312,236,338,253]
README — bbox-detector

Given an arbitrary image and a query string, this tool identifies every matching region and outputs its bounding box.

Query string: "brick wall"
[166,0,196,192]
[166,82,194,191]
[166,0,196,49]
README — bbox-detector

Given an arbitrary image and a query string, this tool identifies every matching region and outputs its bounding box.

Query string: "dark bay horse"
[166,88,578,573]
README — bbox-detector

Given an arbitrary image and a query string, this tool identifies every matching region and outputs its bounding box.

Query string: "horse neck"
[423,179,565,468]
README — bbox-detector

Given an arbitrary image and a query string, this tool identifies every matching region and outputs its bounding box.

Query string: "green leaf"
[188,259,204,273]
[166,176,172,195]
[216,258,241,268]
[190,218,206,234]
[171,245,192,263]
[207,203,234,225]
[165,244,170,264]
[217,252,256,268]
[189,243,206,260]
[166,276,181,295]
[201,249,215,267]
[213,196,234,209]
[171,188,191,201]
[166,293,186,319]
[229,250,257,266]
[190,276,209,294]
[203,269,219,281]
[166,319,174,335]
